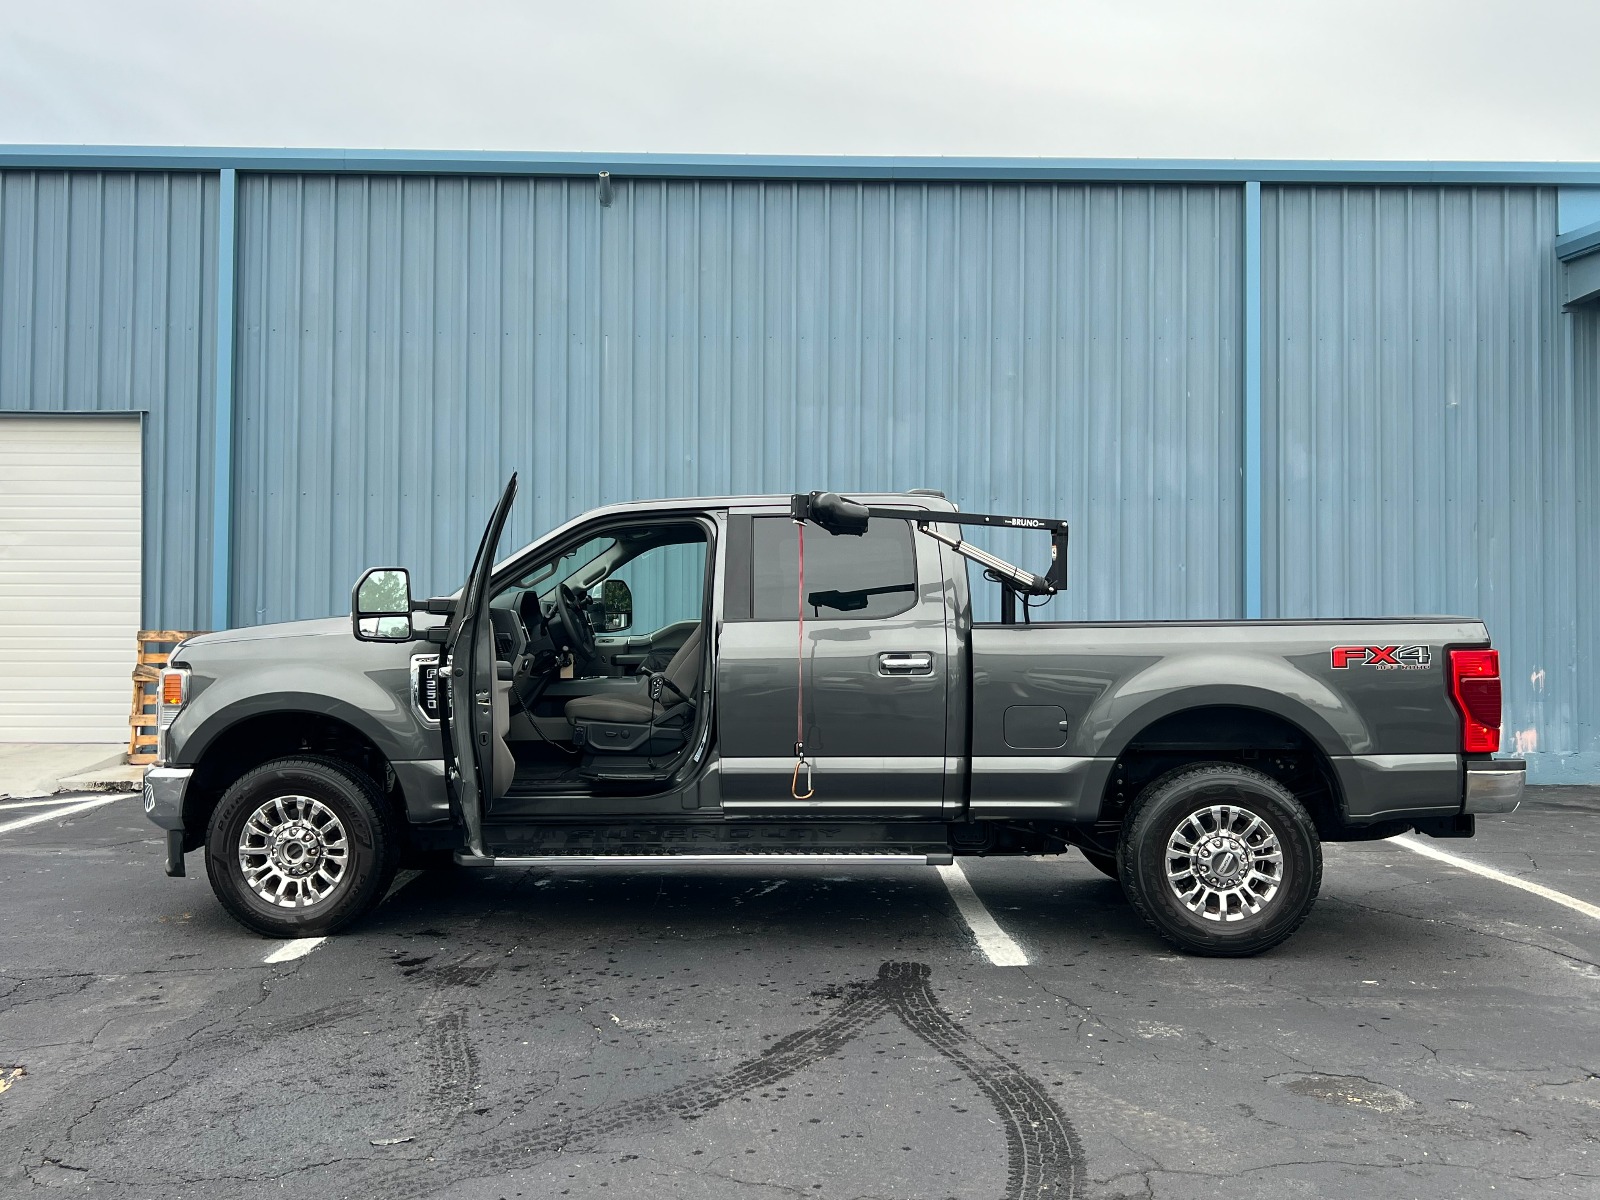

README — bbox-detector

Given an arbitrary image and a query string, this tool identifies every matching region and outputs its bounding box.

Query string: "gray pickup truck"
[143,480,1523,956]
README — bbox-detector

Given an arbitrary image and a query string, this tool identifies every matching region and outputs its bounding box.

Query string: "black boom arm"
[788,492,1068,616]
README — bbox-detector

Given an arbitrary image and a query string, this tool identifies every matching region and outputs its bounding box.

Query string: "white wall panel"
[0,415,142,743]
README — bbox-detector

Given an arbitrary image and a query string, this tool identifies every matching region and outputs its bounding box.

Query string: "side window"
[750,518,917,621]
[608,540,707,634]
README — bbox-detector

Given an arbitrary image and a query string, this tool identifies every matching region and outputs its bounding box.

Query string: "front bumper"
[1463,758,1525,815]
[142,766,193,877]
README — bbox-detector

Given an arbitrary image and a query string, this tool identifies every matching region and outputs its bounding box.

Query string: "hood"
[180,616,353,649]
[173,613,448,667]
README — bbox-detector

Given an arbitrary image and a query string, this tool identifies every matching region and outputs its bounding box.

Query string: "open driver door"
[442,474,518,858]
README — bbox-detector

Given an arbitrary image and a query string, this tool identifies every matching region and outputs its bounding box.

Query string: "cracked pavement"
[0,788,1596,1198]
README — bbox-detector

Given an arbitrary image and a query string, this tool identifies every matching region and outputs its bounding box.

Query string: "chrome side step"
[456,851,954,867]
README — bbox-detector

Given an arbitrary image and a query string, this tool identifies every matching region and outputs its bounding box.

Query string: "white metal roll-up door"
[0,416,143,743]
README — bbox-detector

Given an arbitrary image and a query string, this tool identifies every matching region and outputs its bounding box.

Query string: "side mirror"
[351,567,414,642]
[600,578,633,633]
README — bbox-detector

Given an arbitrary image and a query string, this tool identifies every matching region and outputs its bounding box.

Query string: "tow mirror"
[351,567,414,642]
[600,578,633,633]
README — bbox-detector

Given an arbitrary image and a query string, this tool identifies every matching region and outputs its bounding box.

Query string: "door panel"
[716,513,949,817]
[443,475,518,857]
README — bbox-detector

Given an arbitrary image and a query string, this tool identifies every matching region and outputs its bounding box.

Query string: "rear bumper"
[1463,758,1525,815]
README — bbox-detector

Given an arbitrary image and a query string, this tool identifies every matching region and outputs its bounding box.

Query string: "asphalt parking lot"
[1,789,1596,1200]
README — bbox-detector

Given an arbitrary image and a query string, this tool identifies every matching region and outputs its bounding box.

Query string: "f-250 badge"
[1330,645,1432,670]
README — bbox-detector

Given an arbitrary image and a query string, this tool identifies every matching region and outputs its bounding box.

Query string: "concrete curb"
[53,765,146,794]
[0,745,139,801]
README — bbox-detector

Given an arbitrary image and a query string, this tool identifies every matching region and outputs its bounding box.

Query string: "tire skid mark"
[881,962,1084,1198]
[367,978,891,1198]
[418,960,498,989]
[411,953,498,1129]
[254,999,367,1037]
[418,1007,481,1126]
[371,962,1083,1200]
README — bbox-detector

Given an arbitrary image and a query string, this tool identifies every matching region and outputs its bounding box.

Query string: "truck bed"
[964,616,1489,827]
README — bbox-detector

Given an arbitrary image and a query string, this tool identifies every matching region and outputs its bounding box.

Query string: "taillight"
[1449,649,1501,753]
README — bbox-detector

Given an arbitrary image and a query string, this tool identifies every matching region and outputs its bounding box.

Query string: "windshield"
[513,534,617,596]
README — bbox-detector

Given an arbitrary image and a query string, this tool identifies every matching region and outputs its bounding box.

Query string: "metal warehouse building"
[1,148,1597,781]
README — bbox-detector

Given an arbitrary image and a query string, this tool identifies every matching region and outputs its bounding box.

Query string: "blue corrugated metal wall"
[2,158,1595,780]
[1263,185,1599,780]
[0,170,218,628]
[231,175,1241,627]
[1563,306,1600,779]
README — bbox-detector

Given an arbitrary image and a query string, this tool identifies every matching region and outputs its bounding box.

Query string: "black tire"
[1116,762,1321,957]
[1079,848,1121,881]
[205,755,399,938]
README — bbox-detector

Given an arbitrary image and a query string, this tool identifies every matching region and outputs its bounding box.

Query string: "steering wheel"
[553,583,597,660]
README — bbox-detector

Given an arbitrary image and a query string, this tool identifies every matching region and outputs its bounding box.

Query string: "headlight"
[156,668,189,764]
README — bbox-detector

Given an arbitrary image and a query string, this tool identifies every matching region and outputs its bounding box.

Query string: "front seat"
[564,625,704,755]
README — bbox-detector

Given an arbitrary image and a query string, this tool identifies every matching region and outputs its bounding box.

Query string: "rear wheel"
[1117,762,1321,957]
[205,756,398,938]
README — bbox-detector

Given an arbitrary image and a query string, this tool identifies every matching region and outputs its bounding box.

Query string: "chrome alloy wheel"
[1164,803,1283,922]
[237,795,350,909]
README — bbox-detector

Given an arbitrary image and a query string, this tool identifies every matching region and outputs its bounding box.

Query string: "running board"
[474,818,951,859]
[455,851,954,867]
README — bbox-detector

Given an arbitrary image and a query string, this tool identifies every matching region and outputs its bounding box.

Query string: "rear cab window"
[747,518,918,621]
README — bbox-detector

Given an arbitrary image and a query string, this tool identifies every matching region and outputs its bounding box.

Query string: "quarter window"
[750,518,918,621]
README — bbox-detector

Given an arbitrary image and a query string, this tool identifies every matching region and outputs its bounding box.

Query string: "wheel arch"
[1093,676,1359,762]
[181,709,405,851]
[1096,704,1347,838]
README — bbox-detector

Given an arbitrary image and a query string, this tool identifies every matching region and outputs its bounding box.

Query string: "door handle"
[877,651,934,676]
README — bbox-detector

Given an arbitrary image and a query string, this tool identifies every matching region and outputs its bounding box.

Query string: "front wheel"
[1117,763,1321,957]
[205,756,399,938]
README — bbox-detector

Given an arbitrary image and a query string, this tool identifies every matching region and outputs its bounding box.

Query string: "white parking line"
[264,937,326,963]
[0,794,130,836]
[260,869,424,964]
[1393,835,1600,922]
[937,861,1028,966]
[0,796,109,810]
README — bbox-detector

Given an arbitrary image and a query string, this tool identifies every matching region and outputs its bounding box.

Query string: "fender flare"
[1083,653,1369,762]
[178,664,417,769]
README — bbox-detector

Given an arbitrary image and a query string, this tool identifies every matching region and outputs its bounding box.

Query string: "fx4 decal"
[1331,645,1432,671]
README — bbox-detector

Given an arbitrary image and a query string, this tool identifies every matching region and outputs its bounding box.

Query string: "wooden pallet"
[129,630,206,765]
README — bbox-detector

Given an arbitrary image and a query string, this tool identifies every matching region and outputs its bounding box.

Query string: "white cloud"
[0,0,1593,159]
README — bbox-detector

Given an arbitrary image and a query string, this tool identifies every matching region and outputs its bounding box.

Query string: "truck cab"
[364,482,968,833]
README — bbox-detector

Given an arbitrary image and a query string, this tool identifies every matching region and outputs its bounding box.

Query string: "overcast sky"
[1,0,1595,161]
